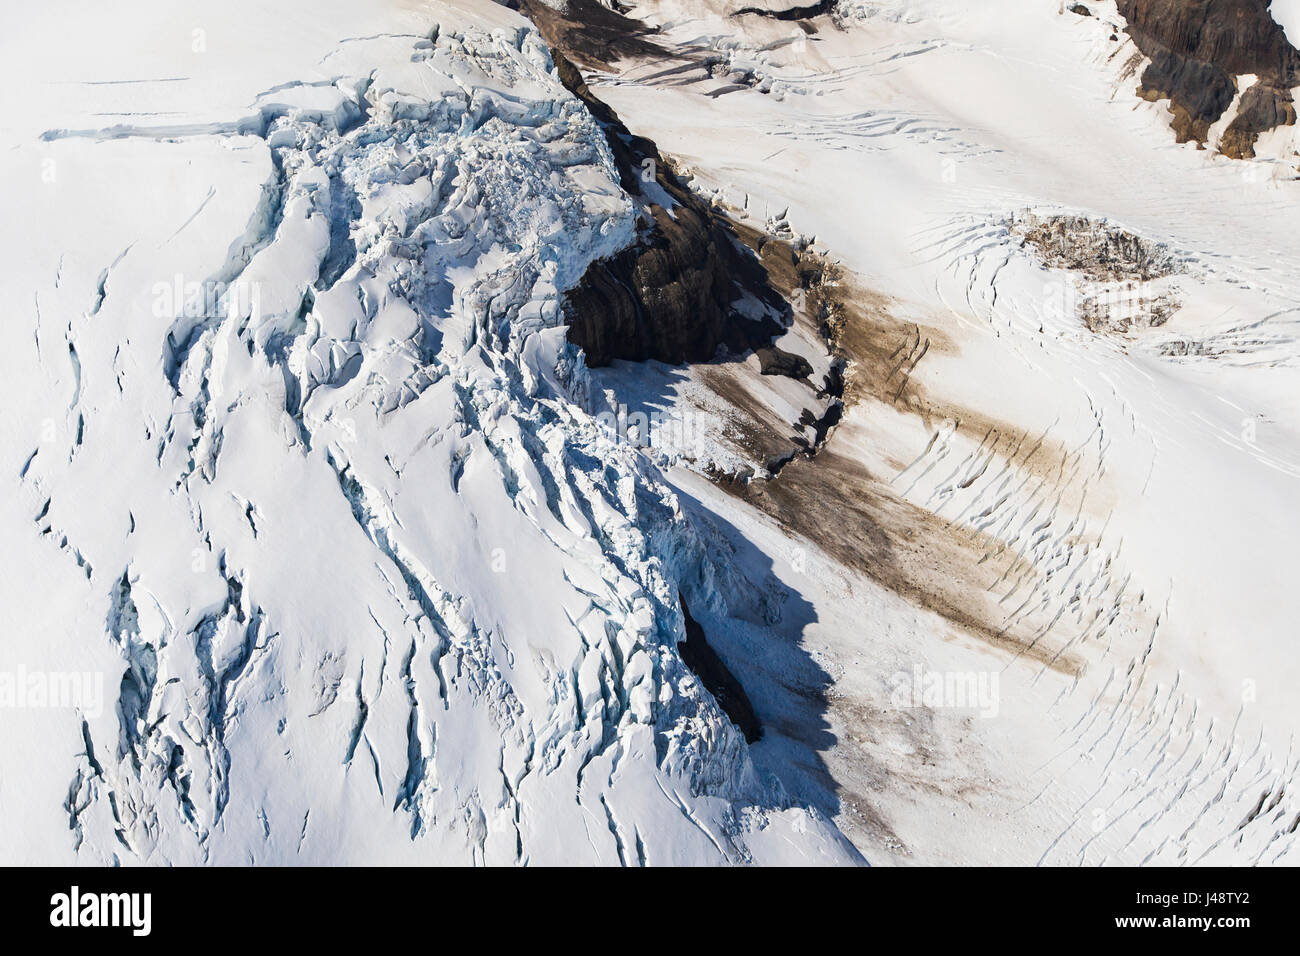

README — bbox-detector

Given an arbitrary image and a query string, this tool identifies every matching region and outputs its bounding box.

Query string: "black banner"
[4,866,1273,943]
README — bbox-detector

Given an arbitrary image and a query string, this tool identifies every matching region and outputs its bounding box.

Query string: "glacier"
[4,0,1300,868]
[0,0,857,864]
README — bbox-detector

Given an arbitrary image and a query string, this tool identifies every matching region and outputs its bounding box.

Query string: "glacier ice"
[4,11,860,865]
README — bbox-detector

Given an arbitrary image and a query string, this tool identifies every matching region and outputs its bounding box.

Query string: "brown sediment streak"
[517,0,1092,673]
[717,255,1095,676]
[731,448,1087,677]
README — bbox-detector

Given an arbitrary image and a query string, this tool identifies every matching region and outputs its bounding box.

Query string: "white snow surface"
[1272,0,1300,49]
[0,0,858,864]
[583,0,1300,864]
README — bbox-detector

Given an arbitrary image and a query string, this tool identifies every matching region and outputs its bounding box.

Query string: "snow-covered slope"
[569,0,1300,864]
[4,0,1298,868]
[1274,0,1300,46]
[0,0,858,864]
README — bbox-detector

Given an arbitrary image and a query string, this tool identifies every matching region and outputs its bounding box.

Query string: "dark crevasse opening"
[678,597,763,744]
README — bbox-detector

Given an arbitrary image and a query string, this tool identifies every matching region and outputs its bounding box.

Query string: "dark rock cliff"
[515,0,790,366]
[1117,0,1300,156]
[551,51,788,366]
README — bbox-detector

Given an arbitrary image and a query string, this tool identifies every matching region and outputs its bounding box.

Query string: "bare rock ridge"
[516,0,791,365]
[1116,0,1300,156]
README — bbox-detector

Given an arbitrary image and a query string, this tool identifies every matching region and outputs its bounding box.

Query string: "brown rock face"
[1117,0,1300,155]
[509,0,668,73]
[1219,81,1299,155]
[551,51,788,366]
[520,10,790,367]
[562,198,787,366]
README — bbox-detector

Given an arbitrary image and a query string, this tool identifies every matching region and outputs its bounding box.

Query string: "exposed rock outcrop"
[549,50,788,366]
[1117,0,1300,156]
[1011,212,1184,282]
[756,344,814,379]
[511,2,791,366]
[508,0,668,73]
[1219,81,1298,156]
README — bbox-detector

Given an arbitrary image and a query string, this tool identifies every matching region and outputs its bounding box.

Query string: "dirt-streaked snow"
[583,0,1300,864]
